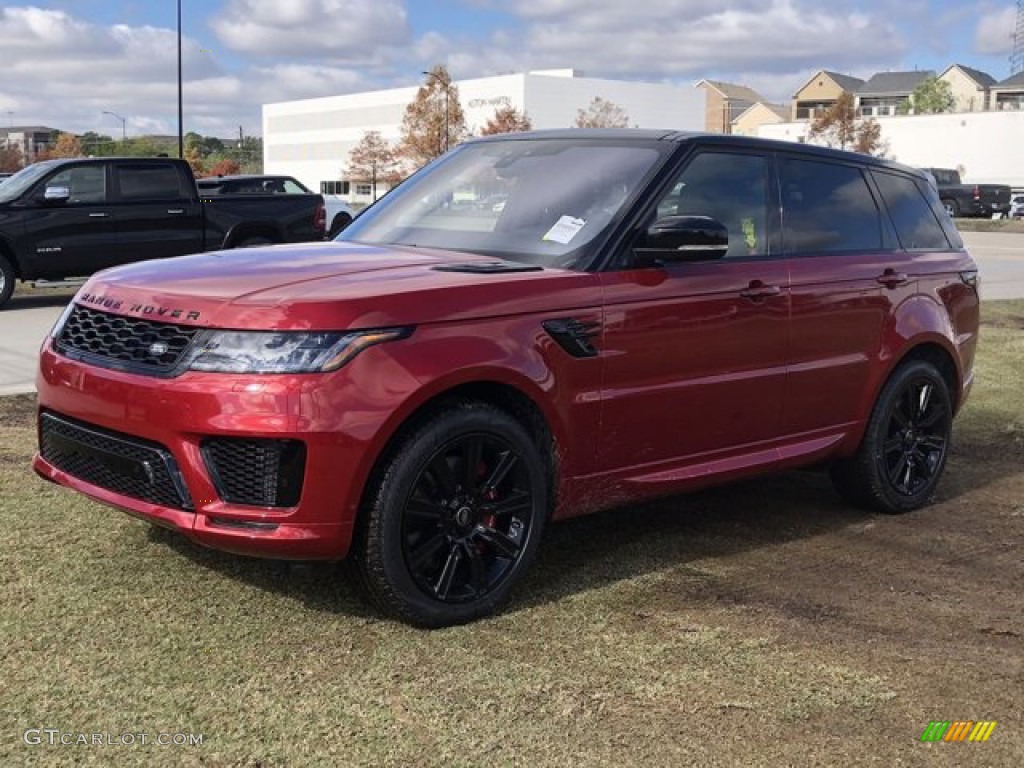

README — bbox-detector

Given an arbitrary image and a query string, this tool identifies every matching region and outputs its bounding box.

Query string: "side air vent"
[542,318,600,359]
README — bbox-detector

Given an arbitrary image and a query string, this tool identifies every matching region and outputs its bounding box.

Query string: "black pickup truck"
[920,167,1012,219]
[0,157,325,308]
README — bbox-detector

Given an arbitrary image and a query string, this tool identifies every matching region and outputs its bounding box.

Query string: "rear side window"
[872,171,950,250]
[117,165,185,201]
[780,158,882,254]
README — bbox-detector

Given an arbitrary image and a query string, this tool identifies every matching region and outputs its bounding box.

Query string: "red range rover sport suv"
[34,131,979,627]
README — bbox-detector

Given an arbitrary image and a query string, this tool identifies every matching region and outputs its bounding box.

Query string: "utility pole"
[1012,0,1024,75]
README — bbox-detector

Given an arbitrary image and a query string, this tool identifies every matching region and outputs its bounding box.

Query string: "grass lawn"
[2,302,1022,767]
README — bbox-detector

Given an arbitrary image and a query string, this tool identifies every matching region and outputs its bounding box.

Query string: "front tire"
[352,403,548,627]
[0,254,16,309]
[329,213,352,239]
[831,361,953,513]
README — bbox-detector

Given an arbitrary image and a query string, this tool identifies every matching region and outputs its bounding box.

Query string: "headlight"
[183,327,413,373]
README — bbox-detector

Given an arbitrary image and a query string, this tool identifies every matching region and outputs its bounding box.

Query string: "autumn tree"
[574,97,629,128]
[38,132,84,160]
[204,158,241,177]
[399,65,468,169]
[480,106,533,135]
[185,145,205,176]
[807,92,884,155]
[910,76,955,114]
[346,130,403,201]
[0,143,24,172]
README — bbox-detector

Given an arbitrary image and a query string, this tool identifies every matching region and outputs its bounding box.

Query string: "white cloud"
[211,0,411,59]
[974,5,1017,55]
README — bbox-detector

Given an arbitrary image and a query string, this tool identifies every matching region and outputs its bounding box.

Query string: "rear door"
[17,163,118,279]
[779,155,901,438]
[597,149,791,472]
[112,161,204,262]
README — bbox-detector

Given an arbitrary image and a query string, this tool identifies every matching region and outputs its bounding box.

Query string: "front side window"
[47,166,106,204]
[653,152,769,258]
[780,158,882,254]
[872,171,950,250]
[341,137,667,268]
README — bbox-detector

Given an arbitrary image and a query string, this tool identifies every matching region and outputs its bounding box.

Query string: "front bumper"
[33,343,409,560]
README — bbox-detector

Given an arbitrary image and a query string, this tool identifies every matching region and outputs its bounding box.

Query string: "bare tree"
[807,92,884,155]
[574,97,629,128]
[399,65,468,169]
[480,106,533,135]
[346,131,403,201]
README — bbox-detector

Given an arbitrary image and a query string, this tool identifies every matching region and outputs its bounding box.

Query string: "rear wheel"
[831,360,953,513]
[352,403,548,627]
[0,254,16,309]
[941,198,959,218]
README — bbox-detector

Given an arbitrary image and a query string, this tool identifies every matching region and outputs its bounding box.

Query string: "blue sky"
[1,1,1019,139]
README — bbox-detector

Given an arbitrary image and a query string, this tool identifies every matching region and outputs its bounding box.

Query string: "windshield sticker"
[542,216,586,244]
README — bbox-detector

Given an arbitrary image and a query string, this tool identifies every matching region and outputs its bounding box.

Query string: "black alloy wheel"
[831,360,953,513]
[353,403,548,627]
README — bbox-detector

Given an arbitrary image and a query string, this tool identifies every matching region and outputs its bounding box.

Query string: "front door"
[596,150,790,474]
[18,163,118,279]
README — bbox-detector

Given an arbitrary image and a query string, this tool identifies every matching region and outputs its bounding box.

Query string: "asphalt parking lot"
[1,230,1022,396]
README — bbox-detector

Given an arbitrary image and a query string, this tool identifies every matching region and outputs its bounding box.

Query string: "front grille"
[201,438,306,507]
[40,411,194,511]
[55,305,202,375]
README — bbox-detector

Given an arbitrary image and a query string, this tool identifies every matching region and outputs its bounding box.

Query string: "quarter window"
[872,171,950,250]
[780,159,882,254]
[655,152,769,258]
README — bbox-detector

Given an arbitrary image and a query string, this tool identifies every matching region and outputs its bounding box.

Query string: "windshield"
[0,161,60,203]
[339,137,667,268]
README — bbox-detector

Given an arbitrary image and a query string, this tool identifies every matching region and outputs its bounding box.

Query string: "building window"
[320,181,350,195]
[355,184,372,196]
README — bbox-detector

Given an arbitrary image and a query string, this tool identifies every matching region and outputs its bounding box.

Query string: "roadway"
[1,230,1022,396]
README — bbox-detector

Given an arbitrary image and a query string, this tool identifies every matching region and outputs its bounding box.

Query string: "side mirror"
[634,215,729,266]
[43,185,71,203]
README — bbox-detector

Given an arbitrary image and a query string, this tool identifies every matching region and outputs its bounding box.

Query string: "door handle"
[167,209,185,215]
[876,269,909,288]
[88,212,110,218]
[739,281,781,300]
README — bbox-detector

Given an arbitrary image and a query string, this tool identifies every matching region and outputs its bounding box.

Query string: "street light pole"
[102,111,126,142]
[177,0,183,159]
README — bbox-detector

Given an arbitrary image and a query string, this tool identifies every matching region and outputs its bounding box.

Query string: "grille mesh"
[55,305,201,374]
[40,412,194,511]
[202,438,306,507]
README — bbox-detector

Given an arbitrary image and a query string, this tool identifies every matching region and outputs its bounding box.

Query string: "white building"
[758,110,1024,189]
[262,69,704,204]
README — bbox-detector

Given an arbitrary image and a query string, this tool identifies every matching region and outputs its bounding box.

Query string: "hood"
[75,241,600,330]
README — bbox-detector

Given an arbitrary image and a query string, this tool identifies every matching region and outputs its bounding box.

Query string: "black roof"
[465,128,929,181]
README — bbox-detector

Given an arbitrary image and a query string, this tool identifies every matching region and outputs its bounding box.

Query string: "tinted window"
[781,159,881,254]
[872,171,950,250]
[48,166,106,204]
[655,152,769,258]
[117,165,184,200]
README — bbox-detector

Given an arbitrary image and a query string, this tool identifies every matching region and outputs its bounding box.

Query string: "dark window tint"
[117,165,184,200]
[873,171,950,250]
[780,159,881,254]
[656,152,769,258]
[48,166,106,203]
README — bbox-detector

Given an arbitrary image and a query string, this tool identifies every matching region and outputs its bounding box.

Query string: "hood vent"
[433,261,543,274]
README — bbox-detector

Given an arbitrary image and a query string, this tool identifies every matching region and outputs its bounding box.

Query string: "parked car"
[1010,194,1024,219]
[197,174,356,238]
[34,131,979,627]
[0,158,326,308]
[920,167,1011,218]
